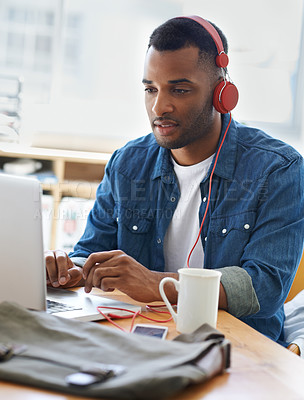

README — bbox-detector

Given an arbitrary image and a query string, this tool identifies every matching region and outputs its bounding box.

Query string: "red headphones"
[181,15,239,114]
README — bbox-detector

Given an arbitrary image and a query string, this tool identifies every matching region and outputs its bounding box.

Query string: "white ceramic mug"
[159,268,222,334]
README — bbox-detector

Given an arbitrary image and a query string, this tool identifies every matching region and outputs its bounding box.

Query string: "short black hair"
[148,17,228,73]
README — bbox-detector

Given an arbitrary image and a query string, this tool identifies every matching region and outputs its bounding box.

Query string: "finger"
[84,262,119,292]
[85,264,120,293]
[44,254,51,284]
[82,251,118,279]
[65,256,75,283]
[83,253,104,278]
[92,267,120,289]
[84,264,99,293]
[54,250,72,285]
[60,266,83,288]
[67,255,75,269]
[45,250,60,287]
[46,270,50,285]
[96,277,118,292]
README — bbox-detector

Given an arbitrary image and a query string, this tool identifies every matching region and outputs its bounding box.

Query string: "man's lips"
[153,119,179,136]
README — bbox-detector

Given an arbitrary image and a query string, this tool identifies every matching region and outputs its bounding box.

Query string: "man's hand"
[82,250,178,303]
[45,250,84,288]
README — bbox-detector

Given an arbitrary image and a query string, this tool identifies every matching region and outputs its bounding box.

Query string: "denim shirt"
[70,114,304,345]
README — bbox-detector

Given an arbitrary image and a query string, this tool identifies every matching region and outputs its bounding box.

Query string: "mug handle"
[159,277,179,323]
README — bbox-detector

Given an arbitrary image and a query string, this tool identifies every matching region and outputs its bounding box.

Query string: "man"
[45,16,304,345]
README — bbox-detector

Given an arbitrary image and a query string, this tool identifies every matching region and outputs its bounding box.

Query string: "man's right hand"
[45,250,84,288]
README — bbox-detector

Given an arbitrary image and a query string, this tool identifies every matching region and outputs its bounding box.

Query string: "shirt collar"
[151,113,237,182]
[151,146,175,183]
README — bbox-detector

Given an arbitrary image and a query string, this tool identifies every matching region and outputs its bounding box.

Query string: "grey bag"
[0,301,230,399]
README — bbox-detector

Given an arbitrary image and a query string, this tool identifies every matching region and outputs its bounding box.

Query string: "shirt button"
[203,197,207,202]
[222,228,227,234]
[170,196,176,202]
[244,224,250,230]
[157,238,162,244]
[116,217,119,222]
[205,236,207,241]
[132,225,138,231]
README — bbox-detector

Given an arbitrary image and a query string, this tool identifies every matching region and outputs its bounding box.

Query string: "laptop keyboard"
[47,299,82,314]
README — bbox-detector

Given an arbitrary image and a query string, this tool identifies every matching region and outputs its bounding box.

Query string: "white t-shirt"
[164,154,214,273]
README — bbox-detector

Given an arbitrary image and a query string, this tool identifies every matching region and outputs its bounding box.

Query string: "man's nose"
[151,92,174,116]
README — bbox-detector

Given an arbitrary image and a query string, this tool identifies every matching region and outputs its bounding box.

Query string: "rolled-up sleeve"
[219,266,260,318]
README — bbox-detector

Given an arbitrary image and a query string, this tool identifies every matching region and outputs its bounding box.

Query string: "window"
[0,0,303,153]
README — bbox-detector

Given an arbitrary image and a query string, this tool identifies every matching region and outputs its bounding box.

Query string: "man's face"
[143,46,217,150]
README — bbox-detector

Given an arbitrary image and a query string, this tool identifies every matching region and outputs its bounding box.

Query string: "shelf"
[0,144,111,249]
[0,143,111,164]
[59,180,100,199]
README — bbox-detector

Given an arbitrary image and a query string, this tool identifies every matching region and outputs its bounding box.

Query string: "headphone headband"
[179,15,229,68]
[176,15,238,113]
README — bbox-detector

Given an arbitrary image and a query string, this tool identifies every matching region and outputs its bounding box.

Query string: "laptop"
[0,173,141,321]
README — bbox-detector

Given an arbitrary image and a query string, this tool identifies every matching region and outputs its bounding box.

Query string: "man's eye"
[173,88,190,94]
[144,87,156,93]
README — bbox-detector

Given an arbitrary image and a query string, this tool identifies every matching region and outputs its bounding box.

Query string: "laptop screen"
[0,173,46,310]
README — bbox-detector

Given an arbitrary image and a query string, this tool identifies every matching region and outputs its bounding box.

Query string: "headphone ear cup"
[213,80,239,114]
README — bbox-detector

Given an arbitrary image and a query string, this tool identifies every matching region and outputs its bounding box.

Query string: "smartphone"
[131,324,168,339]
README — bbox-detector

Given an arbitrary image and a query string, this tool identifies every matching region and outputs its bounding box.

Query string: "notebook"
[0,173,141,321]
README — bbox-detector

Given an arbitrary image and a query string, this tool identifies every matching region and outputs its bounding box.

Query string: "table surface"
[1,289,304,400]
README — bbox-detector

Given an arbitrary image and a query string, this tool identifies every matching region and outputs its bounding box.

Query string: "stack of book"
[0,75,22,143]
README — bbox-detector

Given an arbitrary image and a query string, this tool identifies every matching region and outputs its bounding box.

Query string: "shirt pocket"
[117,207,154,259]
[208,211,256,264]
[210,211,255,237]
[122,212,153,234]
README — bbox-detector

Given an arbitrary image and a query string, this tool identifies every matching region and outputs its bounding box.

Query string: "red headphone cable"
[97,304,173,333]
[186,112,232,268]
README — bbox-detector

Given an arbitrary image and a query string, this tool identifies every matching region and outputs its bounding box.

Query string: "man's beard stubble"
[152,99,214,150]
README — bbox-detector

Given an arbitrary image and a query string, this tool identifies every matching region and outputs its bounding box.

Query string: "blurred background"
[0,0,303,154]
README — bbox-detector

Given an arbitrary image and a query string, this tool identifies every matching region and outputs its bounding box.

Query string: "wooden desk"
[1,290,304,400]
